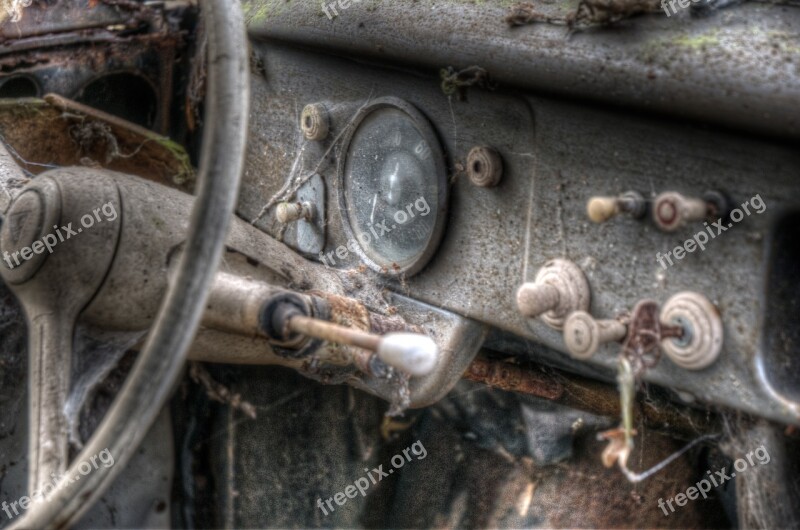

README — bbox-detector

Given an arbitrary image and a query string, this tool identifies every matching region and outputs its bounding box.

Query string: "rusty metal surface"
[0,96,194,187]
[0,0,192,135]
[464,353,719,440]
[0,1,131,40]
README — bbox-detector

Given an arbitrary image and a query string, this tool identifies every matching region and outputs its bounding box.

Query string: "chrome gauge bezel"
[337,96,448,277]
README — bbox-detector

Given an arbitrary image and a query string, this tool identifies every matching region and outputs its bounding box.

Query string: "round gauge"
[338,97,448,276]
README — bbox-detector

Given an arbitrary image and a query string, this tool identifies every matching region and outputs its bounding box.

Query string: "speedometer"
[338,97,448,276]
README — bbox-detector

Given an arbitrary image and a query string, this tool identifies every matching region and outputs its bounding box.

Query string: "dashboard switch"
[516,259,591,329]
[652,192,709,232]
[564,311,627,359]
[276,201,315,224]
[587,191,646,223]
[660,292,723,370]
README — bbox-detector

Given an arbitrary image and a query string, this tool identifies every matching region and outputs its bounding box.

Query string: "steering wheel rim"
[9,1,250,527]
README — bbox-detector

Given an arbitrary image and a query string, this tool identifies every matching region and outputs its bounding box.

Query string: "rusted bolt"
[301,103,329,141]
[466,146,503,187]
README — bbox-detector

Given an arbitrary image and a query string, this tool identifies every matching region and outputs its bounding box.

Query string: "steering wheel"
[0,1,249,527]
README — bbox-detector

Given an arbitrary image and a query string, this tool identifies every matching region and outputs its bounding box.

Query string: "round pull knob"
[660,292,723,370]
[564,311,627,359]
[276,201,315,224]
[516,259,591,329]
[652,192,708,232]
[587,191,646,224]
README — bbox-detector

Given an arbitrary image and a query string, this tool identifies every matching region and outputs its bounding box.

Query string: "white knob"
[377,333,438,376]
[660,292,723,370]
[516,259,591,329]
[276,201,315,224]
[564,311,627,359]
[652,192,708,232]
[587,191,645,224]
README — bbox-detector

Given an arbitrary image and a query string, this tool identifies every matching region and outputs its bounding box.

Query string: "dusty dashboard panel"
[242,6,800,427]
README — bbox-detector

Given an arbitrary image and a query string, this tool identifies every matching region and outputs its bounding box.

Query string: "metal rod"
[287,314,381,352]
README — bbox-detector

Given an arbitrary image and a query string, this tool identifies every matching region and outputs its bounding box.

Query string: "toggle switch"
[563,311,627,359]
[652,191,728,232]
[587,191,646,224]
[276,201,316,224]
[516,259,590,329]
[659,291,723,370]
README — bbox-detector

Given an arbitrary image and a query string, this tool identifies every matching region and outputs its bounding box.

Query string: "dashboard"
[240,3,800,426]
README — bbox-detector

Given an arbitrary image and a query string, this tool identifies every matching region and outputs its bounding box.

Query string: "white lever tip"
[377,333,438,376]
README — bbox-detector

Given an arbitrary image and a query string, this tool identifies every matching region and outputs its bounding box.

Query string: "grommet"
[660,291,723,370]
[466,146,503,187]
[516,259,591,329]
[301,103,329,141]
[564,311,627,359]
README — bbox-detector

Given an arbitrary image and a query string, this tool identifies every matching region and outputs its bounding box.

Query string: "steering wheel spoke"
[27,310,74,493]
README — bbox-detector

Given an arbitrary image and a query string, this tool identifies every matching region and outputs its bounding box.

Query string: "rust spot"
[463,357,564,400]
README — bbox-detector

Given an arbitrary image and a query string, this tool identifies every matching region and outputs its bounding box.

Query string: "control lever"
[285,315,438,376]
[203,273,439,377]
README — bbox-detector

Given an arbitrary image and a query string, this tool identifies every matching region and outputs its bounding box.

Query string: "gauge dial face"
[340,98,447,276]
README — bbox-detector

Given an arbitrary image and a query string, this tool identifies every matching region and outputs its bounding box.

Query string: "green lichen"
[145,133,195,186]
[671,32,721,49]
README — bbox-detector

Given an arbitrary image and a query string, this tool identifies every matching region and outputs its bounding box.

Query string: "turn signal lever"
[280,313,437,377]
[202,271,439,377]
[260,290,437,376]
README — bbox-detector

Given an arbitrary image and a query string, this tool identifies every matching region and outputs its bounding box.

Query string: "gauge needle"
[370,193,378,224]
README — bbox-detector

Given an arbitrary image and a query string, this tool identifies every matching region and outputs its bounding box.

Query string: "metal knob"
[516,259,591,329]
[564,311,627,359]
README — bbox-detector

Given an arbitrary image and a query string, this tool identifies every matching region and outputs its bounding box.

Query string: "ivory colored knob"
[276,201,315,224]
[660,292,723,370]
[587,197,620,223]
[377,333,438,376]
[653,192,707,232]
[564,311,627,360]
[516,259,591,330]
[587,191,645,223]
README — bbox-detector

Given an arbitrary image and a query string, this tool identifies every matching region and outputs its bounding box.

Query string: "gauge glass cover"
[341,100,446,275]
